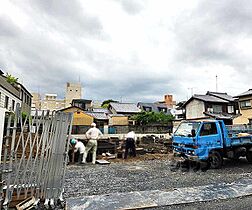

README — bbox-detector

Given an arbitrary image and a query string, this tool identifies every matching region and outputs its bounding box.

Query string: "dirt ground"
[99,153,173,163]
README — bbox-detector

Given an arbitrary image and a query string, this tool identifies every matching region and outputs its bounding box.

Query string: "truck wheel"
[246,152,252,163]
[208,151,223,169]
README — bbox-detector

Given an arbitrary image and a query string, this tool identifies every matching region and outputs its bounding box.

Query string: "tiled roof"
[137,102,172,115]
[207,92,235,102]
[204,112,238,120]
[85,112,108,120]
[93,108,110,114]
[72,99,92,103]
[109,102,141,113]
[108,114,126,117]
[235,89,252,98]
[193,94,229,103]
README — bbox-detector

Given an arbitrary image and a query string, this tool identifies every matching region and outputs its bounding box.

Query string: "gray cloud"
[118,0,146,15]
[173,0,252,70]
[0,16,20,37]
[0,0,251,104]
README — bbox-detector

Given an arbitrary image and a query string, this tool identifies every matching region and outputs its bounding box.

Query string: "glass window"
[240,100,251,108]
[212,105,222,113]
[12,100,15,111]
[228,105,234,113]
[174,122,201,137]
[5,96,9,109]
[200,123,218,136]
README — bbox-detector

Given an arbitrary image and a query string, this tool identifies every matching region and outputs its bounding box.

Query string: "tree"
[6,73,18,85]
[101,99,118,108]
[130,111,174,125]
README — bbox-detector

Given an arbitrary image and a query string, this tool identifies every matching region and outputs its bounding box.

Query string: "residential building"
[0,70,21,112]
[40,94,65,111]
[233,89,252,124]
[31,93,41,111]
[71,99,92,111]
[59,106,108,134]
[137,102,172,115]
[65,82,82,108]
[108,102,141,116]
[157,94,176,108]
[32,82,83,112]
[16,83,32,114]
[183,91,238,125]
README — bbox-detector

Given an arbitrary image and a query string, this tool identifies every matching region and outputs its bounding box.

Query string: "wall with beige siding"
[109,116,128,125]
[233,97,252,124]
[73,112,93,125]
[186,99,205,119]
[61,107,94,126]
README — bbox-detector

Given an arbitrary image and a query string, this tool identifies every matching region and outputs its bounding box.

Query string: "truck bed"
[230,135,252,146]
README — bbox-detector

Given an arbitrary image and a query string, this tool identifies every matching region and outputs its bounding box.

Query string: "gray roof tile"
[109,102,141,113]
[85,112,108,120]
[235,89,252,98]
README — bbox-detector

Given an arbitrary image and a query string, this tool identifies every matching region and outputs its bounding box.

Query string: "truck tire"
[246,152,252,163]
[208,151,223,169]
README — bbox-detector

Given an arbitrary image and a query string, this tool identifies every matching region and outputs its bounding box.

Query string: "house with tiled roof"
[108,102,141,116]
[137,102,172,115]
[183,91,239,125]
[233,89,252,124]
[59,105,109,134]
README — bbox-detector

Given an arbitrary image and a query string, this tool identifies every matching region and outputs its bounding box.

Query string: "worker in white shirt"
[70,138,86,164]
[124,131,136,159]
[84,123,103,164]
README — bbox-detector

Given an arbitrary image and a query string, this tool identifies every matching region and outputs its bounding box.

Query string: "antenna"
[216,75,218,92]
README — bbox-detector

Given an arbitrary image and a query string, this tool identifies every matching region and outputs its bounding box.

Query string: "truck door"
[198,122,222,149]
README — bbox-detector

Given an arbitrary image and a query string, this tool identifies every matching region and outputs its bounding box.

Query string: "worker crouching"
[84,123,103,164]
[70,138,86,164]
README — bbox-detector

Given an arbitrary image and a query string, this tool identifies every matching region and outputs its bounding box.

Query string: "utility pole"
[216,75,218,92]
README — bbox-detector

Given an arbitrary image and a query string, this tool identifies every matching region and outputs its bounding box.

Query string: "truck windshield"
[174,122,201,137]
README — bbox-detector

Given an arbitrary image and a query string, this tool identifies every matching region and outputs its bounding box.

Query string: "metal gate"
[0,106,73,209]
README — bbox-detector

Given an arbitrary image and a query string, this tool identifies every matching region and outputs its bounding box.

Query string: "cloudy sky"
[0,0,251,103]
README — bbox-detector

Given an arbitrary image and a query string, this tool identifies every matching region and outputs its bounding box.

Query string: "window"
[5,96,9,109]
[12,100,15,111]
[240,100,251,109]
[212,105,222,113]
[143,106,152,112]
[200,123,218,136]
[228,105,234,114]
[158,107,167,112]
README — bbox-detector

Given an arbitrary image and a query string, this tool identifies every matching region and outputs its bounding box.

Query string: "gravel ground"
[63,156,252,209]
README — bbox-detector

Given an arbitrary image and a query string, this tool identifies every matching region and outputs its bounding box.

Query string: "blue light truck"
[172,120,252,169]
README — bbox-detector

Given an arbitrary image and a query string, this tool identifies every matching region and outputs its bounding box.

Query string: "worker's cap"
[70,138,77,144]
[91,122,96,127]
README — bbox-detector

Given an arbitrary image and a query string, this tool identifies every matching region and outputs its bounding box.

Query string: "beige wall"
[109,116,128,125]
[186,99,205,119]
[62,107,93,126]
[233,97,252,124]
[41,99,65,111]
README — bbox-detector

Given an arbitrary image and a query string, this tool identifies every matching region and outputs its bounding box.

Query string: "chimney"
[164,94,173,106]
